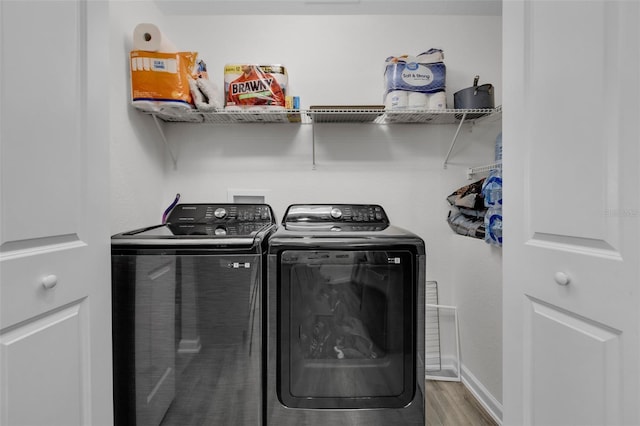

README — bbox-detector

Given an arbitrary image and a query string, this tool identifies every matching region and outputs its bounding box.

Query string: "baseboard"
[460,364,503,425]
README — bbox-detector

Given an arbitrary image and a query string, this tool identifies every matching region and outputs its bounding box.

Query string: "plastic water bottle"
[482,167,502,247]
[482,170,502,208]
[485,208,502,246]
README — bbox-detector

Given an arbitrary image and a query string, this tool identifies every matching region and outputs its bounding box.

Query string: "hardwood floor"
[426,380,498,426]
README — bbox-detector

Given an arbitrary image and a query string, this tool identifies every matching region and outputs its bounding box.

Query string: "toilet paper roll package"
[130,50,197,111]
[224,64,287,109]
[384,49,446,97]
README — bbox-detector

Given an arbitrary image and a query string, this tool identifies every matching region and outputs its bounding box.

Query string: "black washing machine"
[265,204,425,426]
[111,203,276,426]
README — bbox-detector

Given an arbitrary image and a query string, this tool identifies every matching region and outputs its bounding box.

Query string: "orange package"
[130,50,197,110]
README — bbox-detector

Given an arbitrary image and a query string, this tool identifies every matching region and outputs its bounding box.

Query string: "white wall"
[110,1,171,233]
[110,4,503,414]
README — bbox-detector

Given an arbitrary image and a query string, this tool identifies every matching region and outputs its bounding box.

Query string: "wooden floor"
[426,380,498,426]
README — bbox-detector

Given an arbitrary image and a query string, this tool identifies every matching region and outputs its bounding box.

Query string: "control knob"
[214,226,227,236]
[330,207,343,220]
[214,207,227,219]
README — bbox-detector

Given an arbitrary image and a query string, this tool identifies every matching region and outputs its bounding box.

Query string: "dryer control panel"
[283,204,389,224]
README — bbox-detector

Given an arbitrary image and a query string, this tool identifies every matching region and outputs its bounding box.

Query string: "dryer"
[111,203,276,426]
[265,204,425,426]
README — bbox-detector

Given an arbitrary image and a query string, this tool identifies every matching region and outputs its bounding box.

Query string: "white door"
[0,1,111,425]
[503,1,640,425]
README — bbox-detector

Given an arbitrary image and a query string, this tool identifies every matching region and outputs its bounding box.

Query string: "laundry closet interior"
[110,0,503,422]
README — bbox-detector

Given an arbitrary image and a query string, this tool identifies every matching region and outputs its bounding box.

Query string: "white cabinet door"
[503,1,640,425]
[0,1,111,425]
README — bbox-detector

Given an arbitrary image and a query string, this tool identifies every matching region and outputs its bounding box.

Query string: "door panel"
[0,244,91,327]
[525,297,622,426]
[0,0,82,247]
[526,0,620,249]
[503,0,640,424]
[0,302,88,426]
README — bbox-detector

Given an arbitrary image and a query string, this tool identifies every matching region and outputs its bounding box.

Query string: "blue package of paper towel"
[384,52,446,95]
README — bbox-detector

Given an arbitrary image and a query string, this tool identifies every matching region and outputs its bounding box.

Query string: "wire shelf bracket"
[443,112,467,169]
[151,114,177,169]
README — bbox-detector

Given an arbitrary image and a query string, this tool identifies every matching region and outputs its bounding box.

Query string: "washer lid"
[111,222,276,247]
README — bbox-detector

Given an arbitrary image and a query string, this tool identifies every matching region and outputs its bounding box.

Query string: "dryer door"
[278,249,416,409]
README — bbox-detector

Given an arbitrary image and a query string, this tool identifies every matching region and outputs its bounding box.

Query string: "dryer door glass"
[278,249,416,409]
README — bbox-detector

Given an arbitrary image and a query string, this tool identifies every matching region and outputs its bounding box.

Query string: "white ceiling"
[154,0,502,16]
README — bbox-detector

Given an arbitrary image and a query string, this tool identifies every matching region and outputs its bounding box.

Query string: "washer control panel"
[283,204,389,224]
[167,222,272,236]
[167,204,274,224]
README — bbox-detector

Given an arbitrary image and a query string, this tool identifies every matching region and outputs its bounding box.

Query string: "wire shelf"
[146,105,502,170]
[149,107,500,125]
[467,161,502,179]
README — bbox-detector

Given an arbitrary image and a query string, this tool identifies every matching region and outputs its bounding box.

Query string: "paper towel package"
[130,50,197,112]
[224,64,288,109]
[133,23,177,52]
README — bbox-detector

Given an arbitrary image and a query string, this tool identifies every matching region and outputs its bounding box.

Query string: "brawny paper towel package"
[224,64,288,110]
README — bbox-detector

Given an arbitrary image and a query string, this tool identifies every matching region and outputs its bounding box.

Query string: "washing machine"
[111,203,276,426]
[265,204,425,426]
